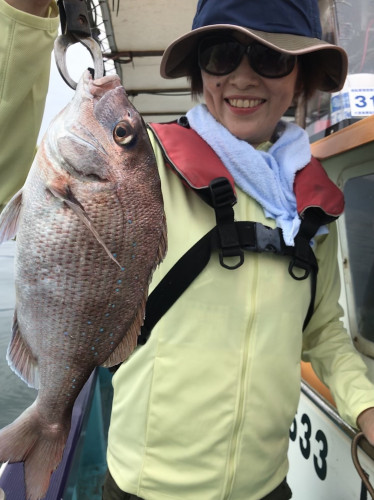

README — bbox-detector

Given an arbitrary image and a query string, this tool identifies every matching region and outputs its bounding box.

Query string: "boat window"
[305,0,374,141]
[343,173,374,342]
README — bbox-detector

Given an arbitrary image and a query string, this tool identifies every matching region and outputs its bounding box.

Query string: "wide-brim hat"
[161,0,348,92]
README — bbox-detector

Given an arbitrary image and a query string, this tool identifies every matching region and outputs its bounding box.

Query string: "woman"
[105,2,374,500]
[1,0,374,499]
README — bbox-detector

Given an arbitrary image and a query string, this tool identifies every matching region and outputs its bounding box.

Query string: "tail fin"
[0,402,70,500]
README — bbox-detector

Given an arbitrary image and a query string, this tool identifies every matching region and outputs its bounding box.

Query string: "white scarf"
[186,104,312,246]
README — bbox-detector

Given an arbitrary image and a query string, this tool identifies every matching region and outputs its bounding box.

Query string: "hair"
[187,51,204,99]
[296,53,325,100]
[186,49,323,102]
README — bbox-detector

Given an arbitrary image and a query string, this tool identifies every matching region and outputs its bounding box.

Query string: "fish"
[0,70,167,500]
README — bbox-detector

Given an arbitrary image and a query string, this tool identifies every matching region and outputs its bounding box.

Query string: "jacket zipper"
[222,257,259,499]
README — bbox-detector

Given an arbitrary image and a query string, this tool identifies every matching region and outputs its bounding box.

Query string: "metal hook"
[352,432,374,499]
[54,33,104,90]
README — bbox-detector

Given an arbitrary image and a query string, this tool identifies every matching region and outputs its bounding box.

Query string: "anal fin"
[7,312,39,389]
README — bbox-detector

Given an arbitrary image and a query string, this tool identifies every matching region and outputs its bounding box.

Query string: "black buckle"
[255,224,284,254]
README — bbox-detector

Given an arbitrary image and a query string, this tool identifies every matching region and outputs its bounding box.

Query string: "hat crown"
[192,0,322,39]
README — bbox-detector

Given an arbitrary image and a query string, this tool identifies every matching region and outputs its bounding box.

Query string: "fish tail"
[0,402,70,500]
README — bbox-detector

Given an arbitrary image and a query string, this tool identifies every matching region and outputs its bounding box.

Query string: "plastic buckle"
[255,224,283,254]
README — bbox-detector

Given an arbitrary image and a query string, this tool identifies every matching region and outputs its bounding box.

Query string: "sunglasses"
[198,36,297,79]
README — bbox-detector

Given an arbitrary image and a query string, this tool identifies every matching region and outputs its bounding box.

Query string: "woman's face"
[201,47,299,147]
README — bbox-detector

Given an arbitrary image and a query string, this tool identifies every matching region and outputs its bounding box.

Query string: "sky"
[38,43,93,143]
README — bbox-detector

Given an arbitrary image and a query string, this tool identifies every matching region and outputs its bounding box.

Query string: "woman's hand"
[357,407,374,446]
[5,0,54,17]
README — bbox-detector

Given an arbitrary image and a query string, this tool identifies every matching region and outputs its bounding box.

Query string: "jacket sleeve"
[302,222,374,428]
[0,0,59,209]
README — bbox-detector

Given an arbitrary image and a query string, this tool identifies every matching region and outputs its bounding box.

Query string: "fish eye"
[113,121,135,146]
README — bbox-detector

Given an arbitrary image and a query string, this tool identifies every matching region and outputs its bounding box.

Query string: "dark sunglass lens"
[198,39,243,75]
[250,44,296,78]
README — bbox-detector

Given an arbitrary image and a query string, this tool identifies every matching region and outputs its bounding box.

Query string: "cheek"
[202,73,225,98]
[278,86,296,108]
[269,74,298,110]
[202,76,225,118]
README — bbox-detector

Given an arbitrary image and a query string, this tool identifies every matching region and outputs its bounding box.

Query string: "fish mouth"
[82,70,122,99]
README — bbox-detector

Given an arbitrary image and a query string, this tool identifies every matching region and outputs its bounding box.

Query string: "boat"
[1,0,374,498]
[289,114,374,499]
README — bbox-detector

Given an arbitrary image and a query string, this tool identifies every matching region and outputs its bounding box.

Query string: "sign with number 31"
[349,88,374,116]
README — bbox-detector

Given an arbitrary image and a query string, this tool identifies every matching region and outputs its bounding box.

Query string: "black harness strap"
[138,178,320,346]
[288,208,324,329]
[138,227,214,345]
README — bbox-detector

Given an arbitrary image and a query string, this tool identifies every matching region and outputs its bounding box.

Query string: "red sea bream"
[0,71,166,500]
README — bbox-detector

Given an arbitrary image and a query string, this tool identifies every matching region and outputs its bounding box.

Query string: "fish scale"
[0,71,166,500]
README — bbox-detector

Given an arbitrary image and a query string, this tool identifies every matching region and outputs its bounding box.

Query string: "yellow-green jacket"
[107,131,374,500]
[0,0,58,210]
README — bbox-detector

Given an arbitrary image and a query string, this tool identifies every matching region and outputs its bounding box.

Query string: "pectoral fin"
[48,184,122,269]
[101,292,147,368]
[0,189,23,243]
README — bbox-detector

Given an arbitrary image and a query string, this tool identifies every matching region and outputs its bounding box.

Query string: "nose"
[228,55,261,87]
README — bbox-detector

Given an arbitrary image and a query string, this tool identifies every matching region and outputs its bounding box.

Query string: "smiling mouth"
[227,98,265,108]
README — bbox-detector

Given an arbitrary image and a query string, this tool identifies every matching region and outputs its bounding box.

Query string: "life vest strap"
[134,120,345,348]
[138,178,319,346]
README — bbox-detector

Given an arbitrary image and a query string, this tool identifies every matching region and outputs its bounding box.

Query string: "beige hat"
[160,0,348,92]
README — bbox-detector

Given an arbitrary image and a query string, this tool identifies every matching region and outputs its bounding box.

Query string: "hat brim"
[160,24,348,92]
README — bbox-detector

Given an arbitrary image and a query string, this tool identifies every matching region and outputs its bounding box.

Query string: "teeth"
[228,98,263,108]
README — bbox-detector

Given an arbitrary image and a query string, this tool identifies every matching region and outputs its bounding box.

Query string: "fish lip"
[82,70,122,99]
